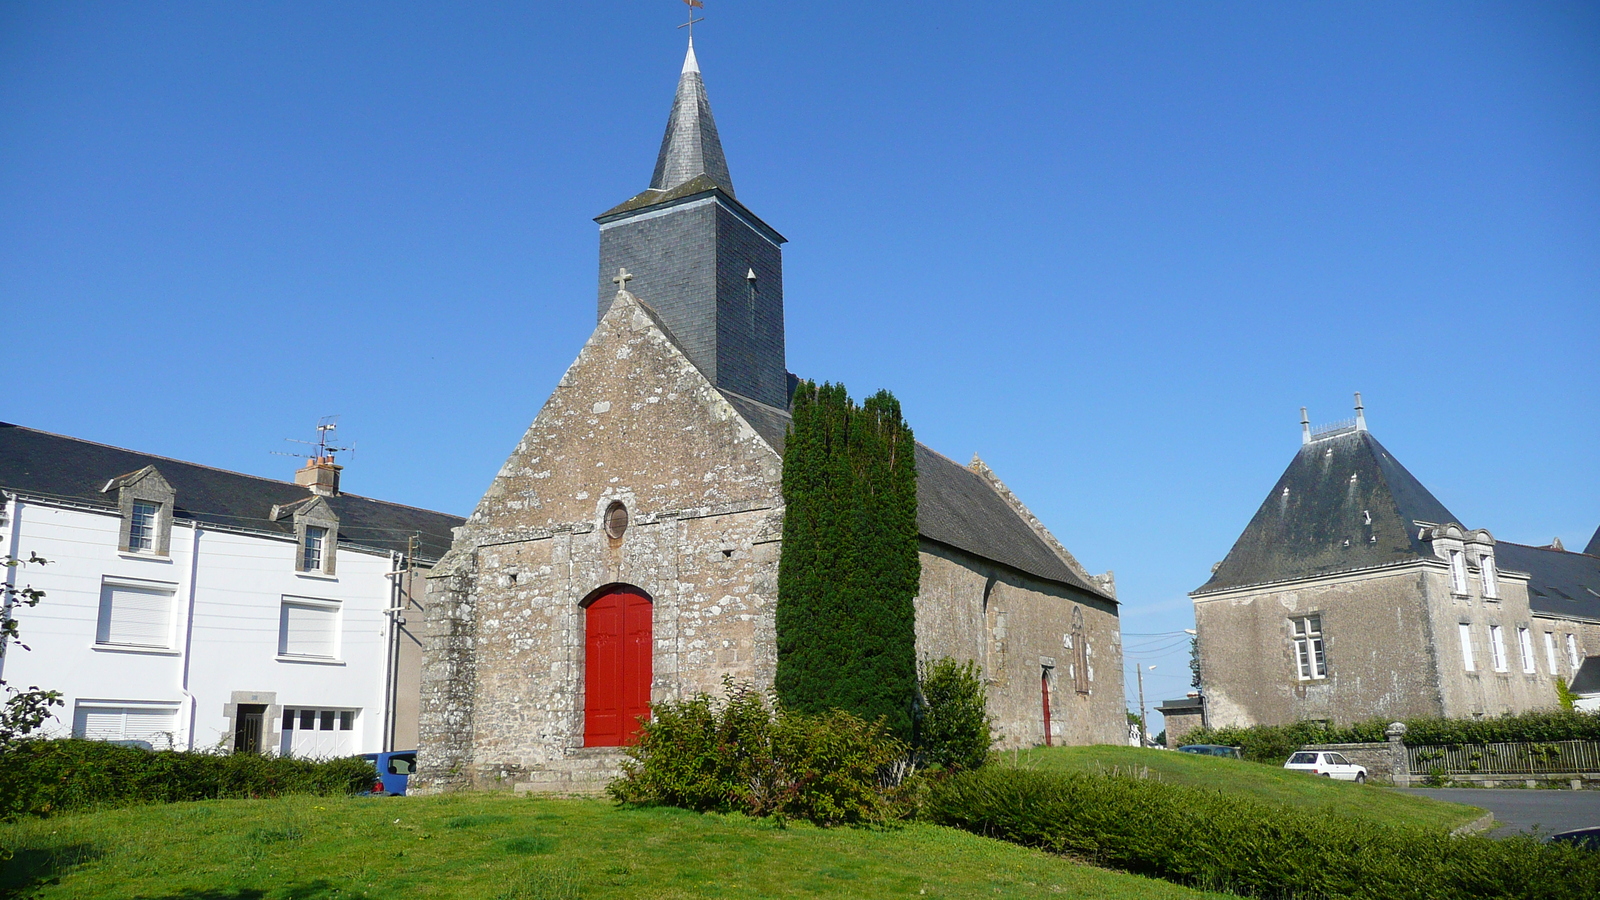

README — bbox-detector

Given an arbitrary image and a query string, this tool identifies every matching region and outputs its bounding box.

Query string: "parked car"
[359,750,417,796]
[1548,827,1600,851]
[1177,744,1243,759]
[1284,750,1367,783]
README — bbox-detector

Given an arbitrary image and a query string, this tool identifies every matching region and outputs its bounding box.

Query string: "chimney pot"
[295,459,342,497]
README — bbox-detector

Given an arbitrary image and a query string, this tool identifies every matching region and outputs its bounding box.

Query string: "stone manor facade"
[414,41,1124,793]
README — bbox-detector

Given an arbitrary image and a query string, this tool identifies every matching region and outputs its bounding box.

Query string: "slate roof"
[1496,540,1600,623]
[1571,655,1600,696]
[717,389,1112,600]
[649,40,733,197]
[0,423,463,562]
[1195,428,1459,594]
[1586,525,1600,557]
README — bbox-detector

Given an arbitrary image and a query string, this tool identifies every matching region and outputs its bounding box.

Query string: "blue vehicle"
[359,750,417,795]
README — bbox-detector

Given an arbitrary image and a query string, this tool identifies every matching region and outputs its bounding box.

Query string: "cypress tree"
[776,382,920,741]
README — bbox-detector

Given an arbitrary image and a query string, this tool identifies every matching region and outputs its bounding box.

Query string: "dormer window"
[1448,550,1468,595]
[302,526,327,572]
[1479,553,1498,599]
[128,501,160,552]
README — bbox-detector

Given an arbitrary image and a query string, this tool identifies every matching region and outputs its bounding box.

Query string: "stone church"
[1192,396,1600,730]
[415,41,1124,793]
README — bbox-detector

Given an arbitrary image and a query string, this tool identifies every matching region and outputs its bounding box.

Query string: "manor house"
[414,40,1125,793]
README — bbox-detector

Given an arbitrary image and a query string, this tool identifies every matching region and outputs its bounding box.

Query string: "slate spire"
[649,38,734,196]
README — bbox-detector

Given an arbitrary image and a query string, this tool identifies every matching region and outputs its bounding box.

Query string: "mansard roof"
[1497,540,1600,623]
[716,389,1112,600]
[1571,655,1600,696]
[0,422,463,562]
[1194,428,1458,594]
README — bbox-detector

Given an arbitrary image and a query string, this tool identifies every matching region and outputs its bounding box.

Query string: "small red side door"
[584,589,653,746]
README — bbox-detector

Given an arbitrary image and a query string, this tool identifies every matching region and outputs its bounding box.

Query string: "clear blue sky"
[3,2,1596,715]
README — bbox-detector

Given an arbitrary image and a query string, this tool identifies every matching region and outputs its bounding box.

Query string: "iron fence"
[1408,740,1600,776]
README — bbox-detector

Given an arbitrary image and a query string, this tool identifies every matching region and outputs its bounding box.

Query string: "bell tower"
[595,38,789,409]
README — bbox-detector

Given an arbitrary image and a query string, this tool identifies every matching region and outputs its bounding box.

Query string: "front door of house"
[234,703,266,753]
[584,588,652,746]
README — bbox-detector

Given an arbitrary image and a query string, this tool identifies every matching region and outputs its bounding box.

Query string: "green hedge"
[1184,709,1600,763]
[0,740,374,820]
[927,766,1600,900]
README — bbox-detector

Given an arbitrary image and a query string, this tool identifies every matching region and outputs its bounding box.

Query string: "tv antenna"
[273,416,354,463]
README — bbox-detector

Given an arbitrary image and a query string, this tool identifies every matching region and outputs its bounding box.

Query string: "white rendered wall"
[0,497,395,756]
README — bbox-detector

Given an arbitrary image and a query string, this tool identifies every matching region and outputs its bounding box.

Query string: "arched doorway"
[583,586,653,747]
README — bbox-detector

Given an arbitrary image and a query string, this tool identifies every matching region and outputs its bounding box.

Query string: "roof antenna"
[274,416,354,466]
[1300,407,1311,445]
[1354,392,1367,432]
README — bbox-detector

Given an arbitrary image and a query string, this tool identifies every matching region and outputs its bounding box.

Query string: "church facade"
[415,42,1124,793]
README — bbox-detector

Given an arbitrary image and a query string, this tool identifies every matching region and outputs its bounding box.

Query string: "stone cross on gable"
[612,268,634,295]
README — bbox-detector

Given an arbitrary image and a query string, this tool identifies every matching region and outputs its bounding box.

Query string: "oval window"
[604,501,629,540]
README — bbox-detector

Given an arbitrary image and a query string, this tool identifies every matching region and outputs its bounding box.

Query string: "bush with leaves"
[608,681,908,826]
[0,739,374,820]
[0,553,62,750]
[1184,709,1600,763]
[916,658,990,771]
[928,764,1600,900]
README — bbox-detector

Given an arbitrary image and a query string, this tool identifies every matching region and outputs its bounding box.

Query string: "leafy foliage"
[927,765,1600,900]
[1183,709,1600,763]
[608,681,908,826]
[776,382,920,742]
[1556,677,1579,712]
[0,554,62,750]
[915,658,990,771]
[0,739,374,820]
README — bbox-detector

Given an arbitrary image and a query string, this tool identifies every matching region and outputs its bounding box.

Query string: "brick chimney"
[295,457,342,497]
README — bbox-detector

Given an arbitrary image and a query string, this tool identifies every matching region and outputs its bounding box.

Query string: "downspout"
[381,550,399,753]
[179,522,202,750]
[0,492,23,682]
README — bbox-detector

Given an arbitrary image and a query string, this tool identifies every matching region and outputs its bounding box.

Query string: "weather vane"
[678,0,704,40]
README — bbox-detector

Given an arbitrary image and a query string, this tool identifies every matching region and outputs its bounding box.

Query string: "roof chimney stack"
[1300,407,1311,445]
[295,457,341,497]
[1354,392,1367,432]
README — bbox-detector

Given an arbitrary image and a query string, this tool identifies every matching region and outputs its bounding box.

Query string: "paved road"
[1401,788,1600,837]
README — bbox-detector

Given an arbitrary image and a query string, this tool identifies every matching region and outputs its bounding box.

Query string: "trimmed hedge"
[1184,709,1600,763]
[0,739,374,820]
[927,766,1600,900]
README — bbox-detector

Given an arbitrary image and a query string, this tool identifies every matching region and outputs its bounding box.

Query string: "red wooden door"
[584,588,653,746]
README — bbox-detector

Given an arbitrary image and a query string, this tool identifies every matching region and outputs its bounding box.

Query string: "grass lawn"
[0,792,1238,900]
[1013,745,1485,831]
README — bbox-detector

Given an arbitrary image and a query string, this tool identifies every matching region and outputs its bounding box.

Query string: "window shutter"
[73,705,178,749]
[78,708,126,741]
[123,708,178,748]
[280,602,339,657]
[99,585,173,647]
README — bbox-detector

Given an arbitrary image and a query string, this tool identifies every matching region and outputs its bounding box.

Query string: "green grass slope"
[0,793,1237,900]
[1015,745,1484,831]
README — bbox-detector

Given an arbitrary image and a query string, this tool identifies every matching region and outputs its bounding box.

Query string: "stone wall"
[1301,741,1405,785]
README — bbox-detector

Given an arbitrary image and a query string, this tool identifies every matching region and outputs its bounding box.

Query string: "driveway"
[1401,788,1600,837]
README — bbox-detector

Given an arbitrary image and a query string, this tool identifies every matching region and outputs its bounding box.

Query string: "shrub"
[916,658,990,771]
[608,682,907,826]
[0,739,374,820]
[1184,709,1600,762]
[927,765,1600,900]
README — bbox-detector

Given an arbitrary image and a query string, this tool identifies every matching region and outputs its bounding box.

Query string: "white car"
[1284,750,1367,783]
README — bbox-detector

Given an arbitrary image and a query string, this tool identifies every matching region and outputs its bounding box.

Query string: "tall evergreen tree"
[776,382,920,741]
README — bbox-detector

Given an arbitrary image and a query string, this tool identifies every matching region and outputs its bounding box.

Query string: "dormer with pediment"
[101,465,176,556]
[271,496,340,576]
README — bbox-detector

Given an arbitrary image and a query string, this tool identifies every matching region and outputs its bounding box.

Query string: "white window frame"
[1459,623,1476,672]
[1568,634,1582,670]
[71,699,181,750]
[278,596,342,661]
[301,526,327,573]
[1449,550,1468,595]
[1478,553,1498,599]
[1545,631,1560,673]
[1291,615,1326,680]
[1489,625,1507,673]
[96,577,177,650]
[127,500,160,552]
[1517,627,1536,674]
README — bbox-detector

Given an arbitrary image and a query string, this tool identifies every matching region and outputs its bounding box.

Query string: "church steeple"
[594,37,789,410]
[649,39,734,196]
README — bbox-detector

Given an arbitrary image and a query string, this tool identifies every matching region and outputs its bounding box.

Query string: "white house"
[0,423,461,757]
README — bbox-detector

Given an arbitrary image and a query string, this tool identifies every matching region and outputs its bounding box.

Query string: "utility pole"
[1137,665,1154,748]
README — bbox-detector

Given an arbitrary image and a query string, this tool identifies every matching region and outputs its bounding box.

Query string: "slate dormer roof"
[0,422,463,562]
[1194,427,1458,595]
[1496,540,1600,623]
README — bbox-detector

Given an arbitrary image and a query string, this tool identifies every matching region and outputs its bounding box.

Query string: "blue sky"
[3,2,1596,714]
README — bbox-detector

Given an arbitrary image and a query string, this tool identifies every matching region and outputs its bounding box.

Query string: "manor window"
[1291,616,1326,680]
[1459,623,1476,672]
[127,501,160,552]
[1489,625,1507,673]
[1568,634,1582,670]
[301,526,327,572]
[1518,627,1536,674]
[1449,551,1468,595]
[1545,631,1560,673]
[1479,553,1499,599]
